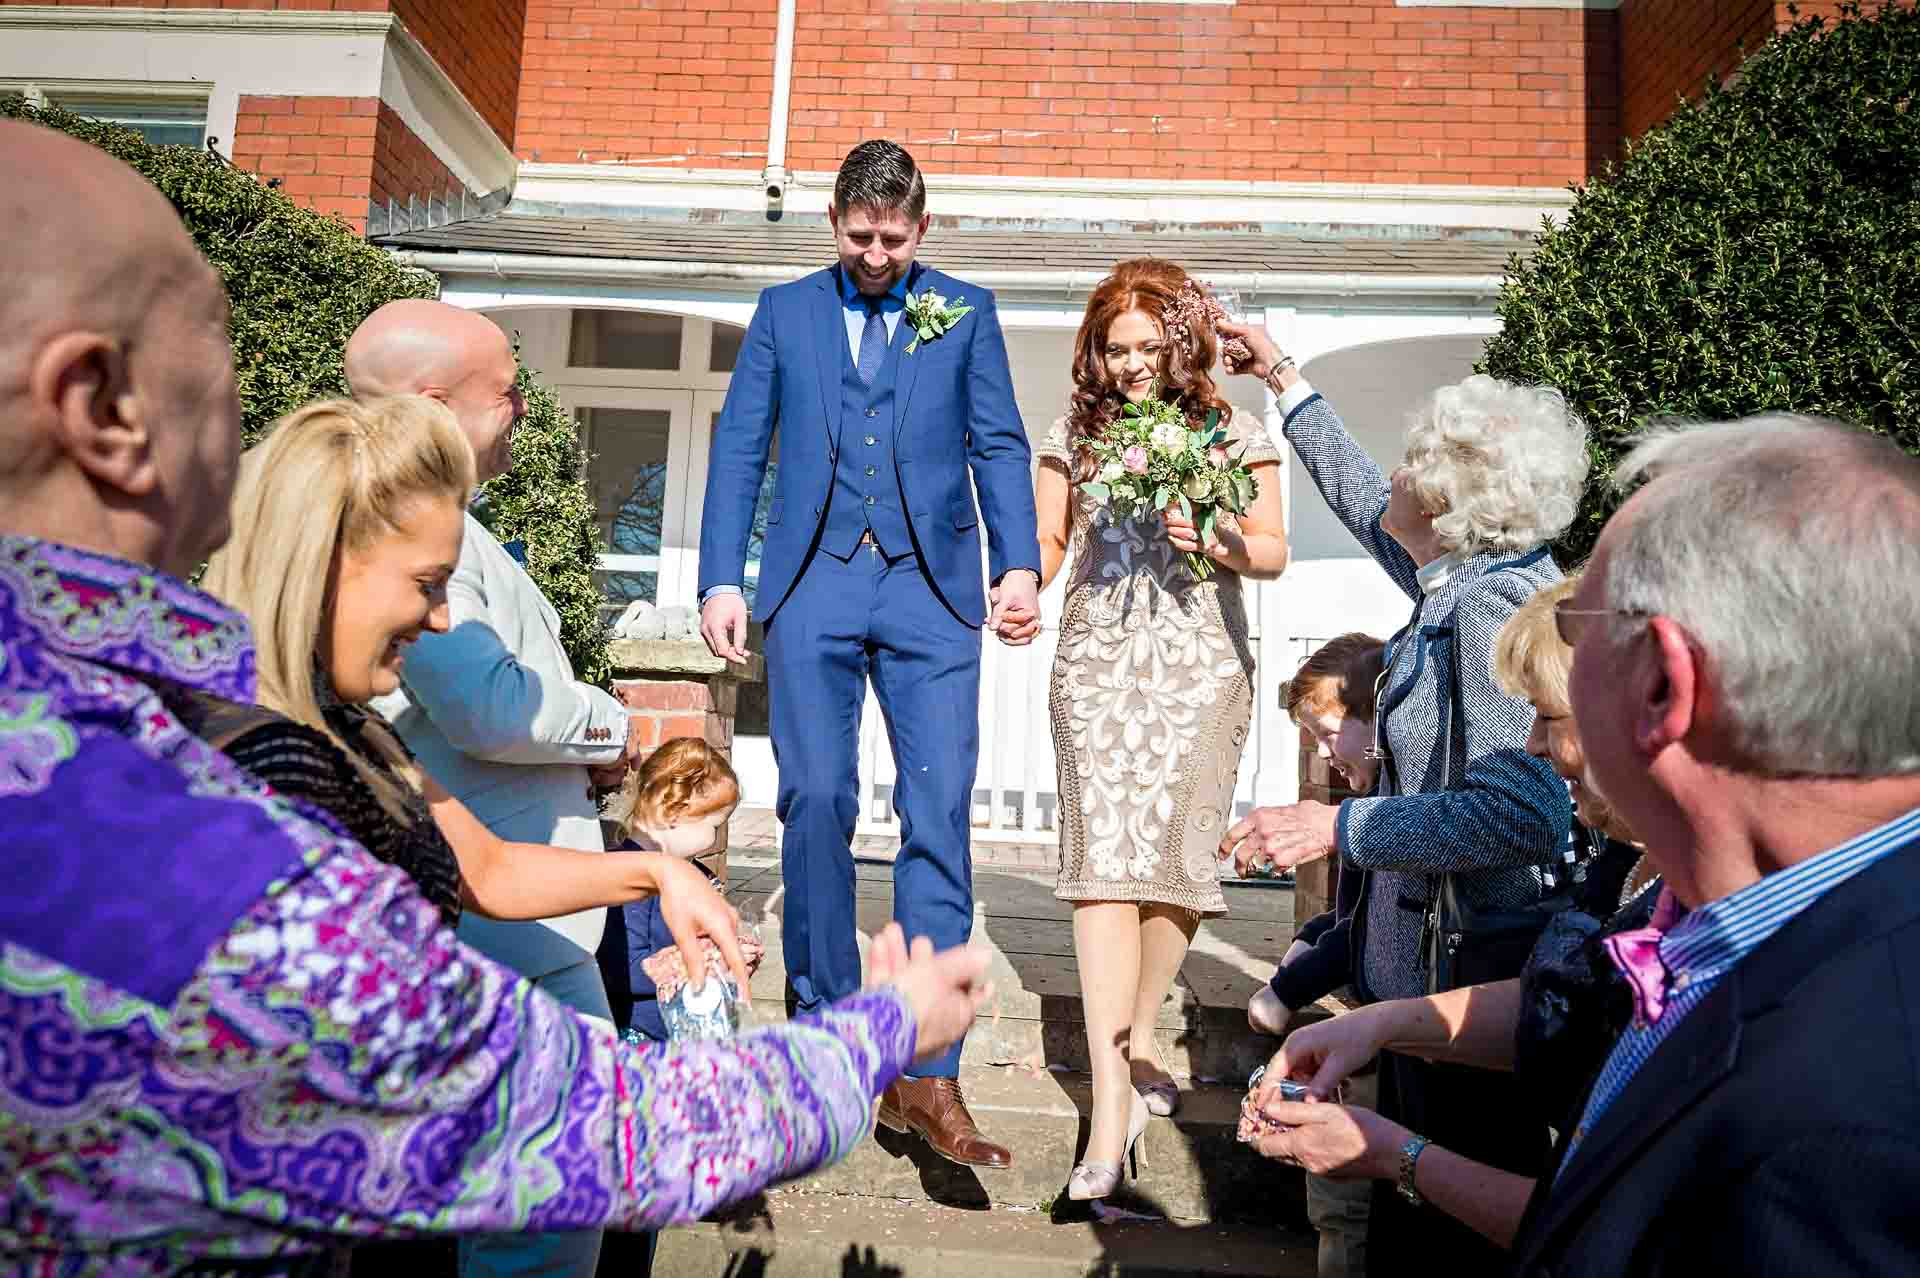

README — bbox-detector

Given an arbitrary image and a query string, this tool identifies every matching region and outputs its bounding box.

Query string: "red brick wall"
[371,102,462,215]
[517,0,1620,186]
[6,0,523,147]
[229,94,380,233]
[1619,0,1912,140]
[391,0,526,146]
[1619,0,1771,139]
[2,1,374,9]
[517,0,775,167]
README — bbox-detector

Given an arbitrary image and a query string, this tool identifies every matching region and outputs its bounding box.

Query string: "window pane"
[580,406,671,607]
[54,98,205,148]
[710,323,746,373]
[570,310,682,371]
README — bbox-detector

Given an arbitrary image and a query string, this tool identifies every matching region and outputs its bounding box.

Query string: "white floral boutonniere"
[902,287,975,354]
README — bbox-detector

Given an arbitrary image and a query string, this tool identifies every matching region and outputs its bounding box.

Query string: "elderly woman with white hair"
[1214,323,1586,1271]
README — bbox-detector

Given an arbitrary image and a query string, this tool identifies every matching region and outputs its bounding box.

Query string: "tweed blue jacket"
[1280,384,1575,1003]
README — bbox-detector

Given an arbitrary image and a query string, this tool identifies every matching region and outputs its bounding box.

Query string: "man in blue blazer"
[1506,416,1920,1275]
[698,140,1041,1168]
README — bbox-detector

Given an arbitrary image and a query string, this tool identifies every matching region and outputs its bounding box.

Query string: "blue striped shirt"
[1561,804,1920,1171]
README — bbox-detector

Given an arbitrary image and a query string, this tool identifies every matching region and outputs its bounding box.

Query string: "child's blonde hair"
[615,737,740,841]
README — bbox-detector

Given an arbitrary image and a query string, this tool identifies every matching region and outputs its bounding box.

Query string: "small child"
[597,738,759,1043]
[1249,632,1386,1038]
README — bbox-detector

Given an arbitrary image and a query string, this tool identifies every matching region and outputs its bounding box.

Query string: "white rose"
[1099,461,1124,483]
[1150,421,1187,454]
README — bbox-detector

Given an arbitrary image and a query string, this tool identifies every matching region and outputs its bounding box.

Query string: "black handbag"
[1415,595,1577,995]
[1425,872,1574,994]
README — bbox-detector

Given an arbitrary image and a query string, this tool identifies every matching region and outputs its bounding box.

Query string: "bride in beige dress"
[1034,258,1289,1204]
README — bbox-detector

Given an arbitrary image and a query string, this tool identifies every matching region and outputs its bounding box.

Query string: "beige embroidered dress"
[1040,408,1280,917]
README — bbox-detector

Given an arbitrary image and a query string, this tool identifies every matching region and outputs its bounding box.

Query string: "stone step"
[727,854,1321,1086]
[653,1193,1318,1278]
[782,1063,1307,1227]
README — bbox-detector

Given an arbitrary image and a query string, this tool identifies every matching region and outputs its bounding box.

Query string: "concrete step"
[780,1064,1307,1227]
[726,855,1324,1086]
[653,1194,1318,1278]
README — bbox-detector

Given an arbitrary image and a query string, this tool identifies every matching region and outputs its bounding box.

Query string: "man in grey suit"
[349,300,637,1278]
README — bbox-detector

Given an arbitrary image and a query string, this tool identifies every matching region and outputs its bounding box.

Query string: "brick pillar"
[1293,725,1358,930]
[607,639,764,886]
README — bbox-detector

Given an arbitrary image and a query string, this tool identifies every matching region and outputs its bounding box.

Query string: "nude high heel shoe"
[1067,1090,1150,1201]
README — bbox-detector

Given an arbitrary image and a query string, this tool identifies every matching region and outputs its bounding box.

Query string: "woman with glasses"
[1241,573,1662,1252]
[1215,320,1587,1269]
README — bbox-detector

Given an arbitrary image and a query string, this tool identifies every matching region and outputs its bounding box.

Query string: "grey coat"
[1282,389,1575,1002]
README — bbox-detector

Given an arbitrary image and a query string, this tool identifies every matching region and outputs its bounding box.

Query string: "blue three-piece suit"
[698,261,1041,1075]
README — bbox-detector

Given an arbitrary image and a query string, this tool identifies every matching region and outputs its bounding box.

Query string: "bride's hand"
[1162,506,1239,563]
[1215,319,1289,382]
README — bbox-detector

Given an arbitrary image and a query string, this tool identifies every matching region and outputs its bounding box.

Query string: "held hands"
[865,922,995,1064]
[1218,801,1339,877]
[645,853,753,994]
[988,570,1042,646]
[700,593,751,664]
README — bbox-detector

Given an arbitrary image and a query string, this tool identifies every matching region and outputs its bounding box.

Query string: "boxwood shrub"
[2,96,610,682]
[1480,1,1920,561]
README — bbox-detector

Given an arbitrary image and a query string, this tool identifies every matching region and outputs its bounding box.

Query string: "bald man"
[349,300,635,1278]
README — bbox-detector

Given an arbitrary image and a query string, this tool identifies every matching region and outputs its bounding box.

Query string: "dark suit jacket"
[696,264,1040,626]
[1509,830,1920,1277]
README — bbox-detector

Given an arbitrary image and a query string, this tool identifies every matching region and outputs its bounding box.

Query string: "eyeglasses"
[1553,600,1652,647]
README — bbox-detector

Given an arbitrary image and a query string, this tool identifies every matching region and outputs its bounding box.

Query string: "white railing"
[853,577,1304,843]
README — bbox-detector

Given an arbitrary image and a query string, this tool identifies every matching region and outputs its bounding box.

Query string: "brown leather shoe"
[877,1077,1012,1169]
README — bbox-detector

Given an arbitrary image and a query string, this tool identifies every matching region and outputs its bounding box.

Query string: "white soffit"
[512,164,1572,235]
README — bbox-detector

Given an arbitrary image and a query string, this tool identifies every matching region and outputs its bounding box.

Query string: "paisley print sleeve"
[169,846,916,1239]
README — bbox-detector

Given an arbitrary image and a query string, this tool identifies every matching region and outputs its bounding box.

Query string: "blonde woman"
[201,396,745,977]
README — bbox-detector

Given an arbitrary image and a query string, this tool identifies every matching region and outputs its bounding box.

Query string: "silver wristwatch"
[1397,1134,1430,1206]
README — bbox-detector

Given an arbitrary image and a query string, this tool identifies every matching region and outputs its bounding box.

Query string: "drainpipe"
[762,0,797,214]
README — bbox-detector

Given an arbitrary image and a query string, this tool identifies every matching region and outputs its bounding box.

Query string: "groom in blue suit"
[698,141,1042,1168]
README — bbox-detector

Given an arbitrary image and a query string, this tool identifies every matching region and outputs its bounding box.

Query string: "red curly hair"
[1063,258,1232,482]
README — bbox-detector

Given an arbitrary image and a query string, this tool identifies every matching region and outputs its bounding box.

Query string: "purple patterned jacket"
[0,536,915,1277]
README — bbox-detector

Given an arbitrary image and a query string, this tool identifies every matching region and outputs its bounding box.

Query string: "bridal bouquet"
[1078,390,1260,580]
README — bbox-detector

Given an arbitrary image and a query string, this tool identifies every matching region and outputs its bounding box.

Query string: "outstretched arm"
[154,847,925,1242]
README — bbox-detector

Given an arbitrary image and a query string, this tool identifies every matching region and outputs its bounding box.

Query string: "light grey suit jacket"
[372,511,629,978]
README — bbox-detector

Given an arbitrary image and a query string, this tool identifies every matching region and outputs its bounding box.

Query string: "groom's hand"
[700,593,751,663]
[988,570,1041,646]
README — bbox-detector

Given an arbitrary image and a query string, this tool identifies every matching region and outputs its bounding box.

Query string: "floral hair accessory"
[1165,280,1254,374]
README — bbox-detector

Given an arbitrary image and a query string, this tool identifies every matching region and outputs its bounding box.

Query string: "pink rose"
[1208,446,1231,468]
[1123,445,1150,475]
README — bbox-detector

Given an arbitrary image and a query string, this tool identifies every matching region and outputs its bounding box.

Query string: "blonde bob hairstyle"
[203,396,476,824]
[1492,573,1581,714]
[1404,374,1590,557]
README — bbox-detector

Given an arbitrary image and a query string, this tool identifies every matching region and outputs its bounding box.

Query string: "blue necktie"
[856,296,886,386]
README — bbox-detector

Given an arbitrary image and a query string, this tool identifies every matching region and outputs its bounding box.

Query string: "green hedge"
[1480,1,1920,562]
[3,97,611,683]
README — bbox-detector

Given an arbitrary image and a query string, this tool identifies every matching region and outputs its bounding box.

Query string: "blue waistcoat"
[821,315,911,557]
